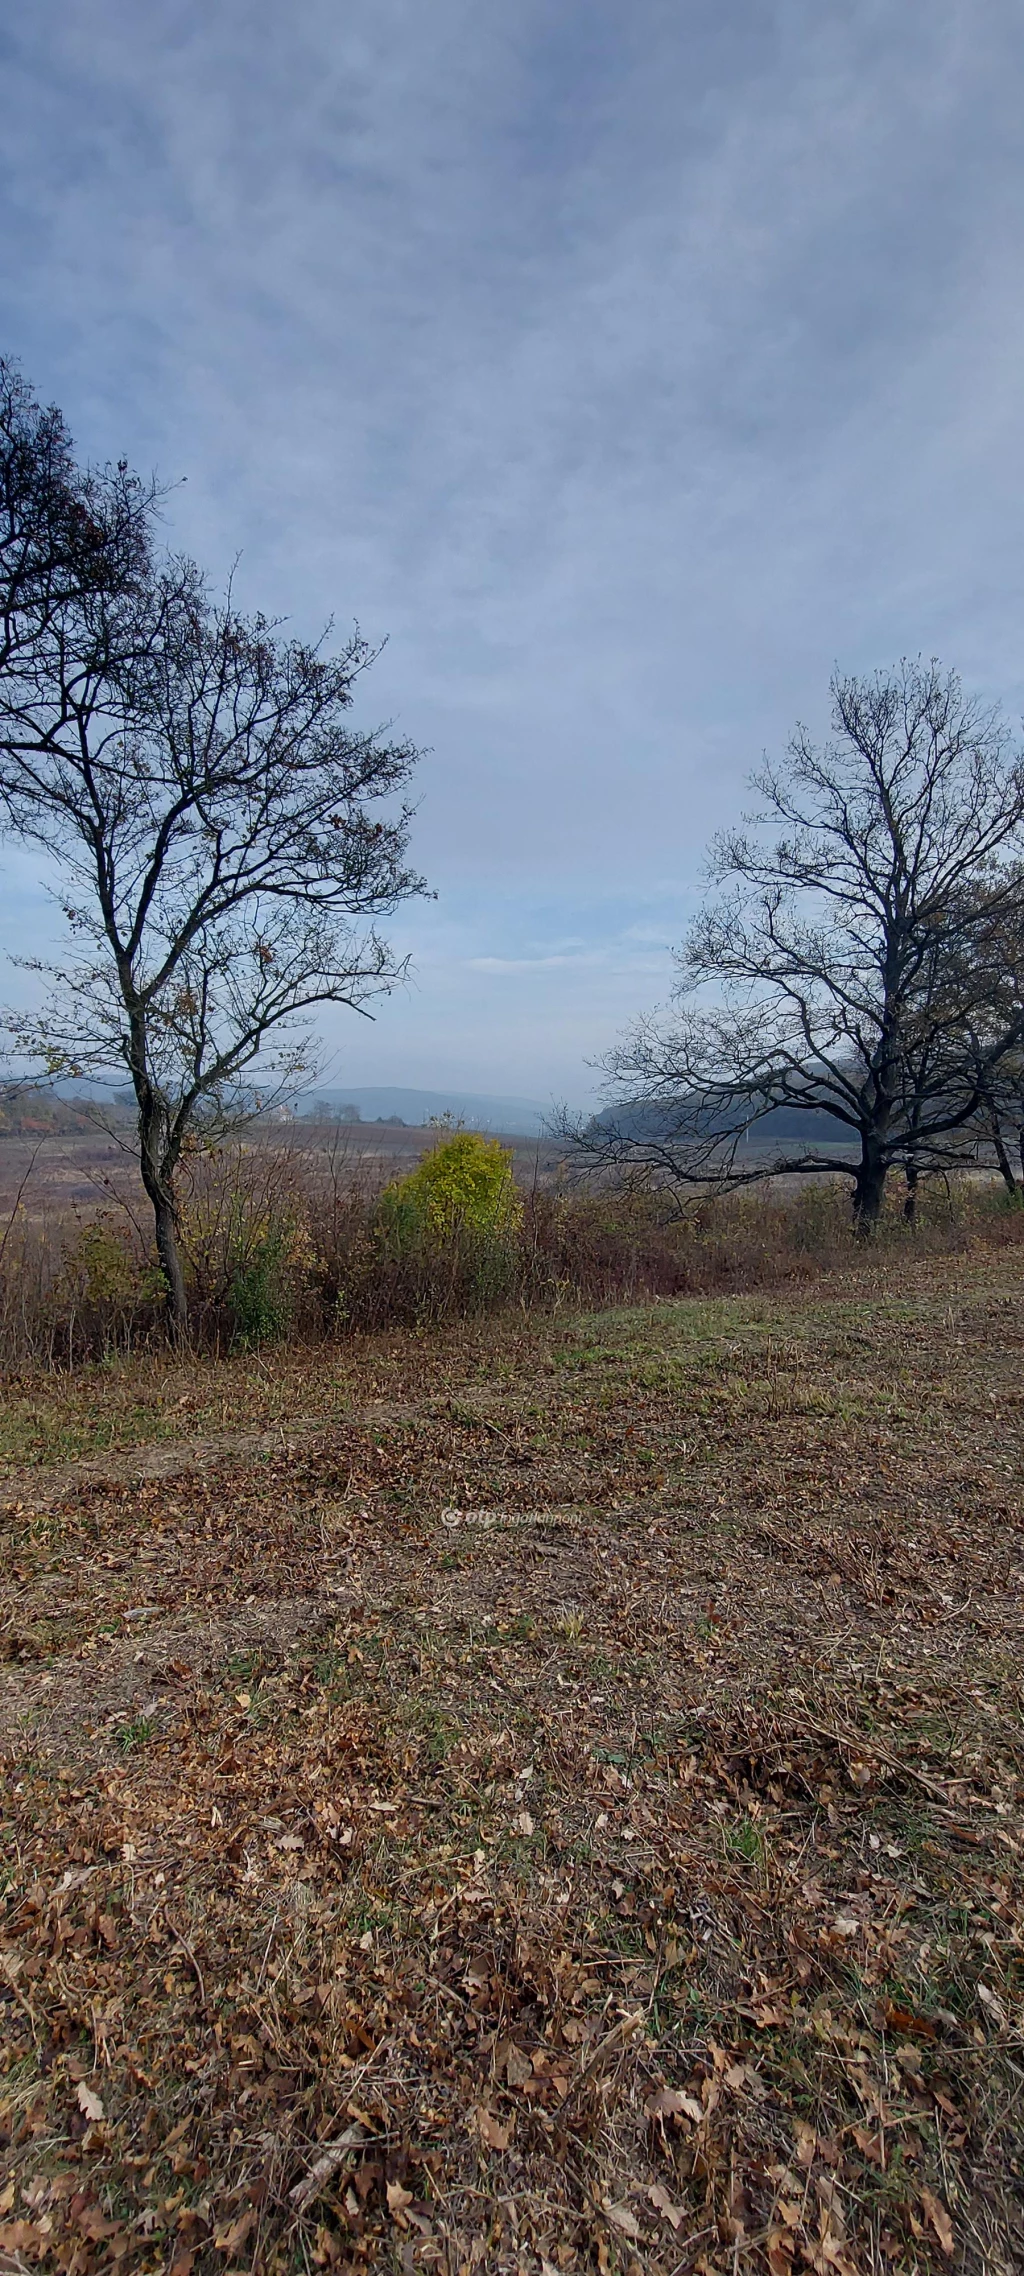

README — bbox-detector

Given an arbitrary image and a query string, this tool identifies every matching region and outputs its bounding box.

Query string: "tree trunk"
[852,1147,887,1233]
[903,1158,918,1222]
[128,1022,188,1334]
[145,1175,188,1330]
[988,1108,1017,1198]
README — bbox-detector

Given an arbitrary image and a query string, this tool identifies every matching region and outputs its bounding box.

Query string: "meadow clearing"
[2,1236,1023,2275]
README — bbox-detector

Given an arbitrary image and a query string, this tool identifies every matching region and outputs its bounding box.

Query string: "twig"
[799,1711,954,1801]
[288,2121,366,2211]
[557,2008,645,2111]
[0,1137,47,1278]
[165,1913,207,2009]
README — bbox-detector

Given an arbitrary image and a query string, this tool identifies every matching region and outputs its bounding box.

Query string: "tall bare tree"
[584,662,1024,1226]
[0,376,426,1326]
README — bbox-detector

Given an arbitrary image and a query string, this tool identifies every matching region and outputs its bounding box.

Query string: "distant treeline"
[0,1087,125,1138]
[587,1099,854,1148]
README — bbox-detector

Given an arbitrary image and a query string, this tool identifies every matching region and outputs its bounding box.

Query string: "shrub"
[3,1128,1024,1375]
[227,1228,294,1347]
[53,1215,164,1354]
[378,1130,522,1241]
[178,1142,317,1345]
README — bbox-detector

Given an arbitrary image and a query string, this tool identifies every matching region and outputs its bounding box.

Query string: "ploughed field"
[1,1254,1023,2275]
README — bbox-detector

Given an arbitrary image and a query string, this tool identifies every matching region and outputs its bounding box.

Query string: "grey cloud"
[2,0,1024,1091]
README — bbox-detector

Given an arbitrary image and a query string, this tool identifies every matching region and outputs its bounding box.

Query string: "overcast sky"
[3,0,1024,1103]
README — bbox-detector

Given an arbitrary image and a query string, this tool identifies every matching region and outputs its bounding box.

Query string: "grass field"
[2,1248,1023,2274]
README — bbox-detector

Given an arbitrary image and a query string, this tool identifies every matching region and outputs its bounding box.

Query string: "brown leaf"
[603,2199,642,2241]
[215,2208,255,2254]
[883,2000,937,2041]
[920,2188,954,2256]
[767,2230,796,2276]
[502,2041,533,2089]
[793,2119,816,2166]
[386,2179,414,2221]
[0,2224,43,2255]
[75,2203,118,2241]
[646,2085,704,2124]
[476,2106,512,2151]
[647,2181,685,2230]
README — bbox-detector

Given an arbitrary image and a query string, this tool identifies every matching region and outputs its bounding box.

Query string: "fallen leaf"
[603,2200,642,2241]
[794,2119,817,2166]
[646,2085,704,2124]
[883,2001,937,2041]
[386,2180,414,2221]
[215,2208,255,2254]
[516,1809,535,1836]
[503,2041,533,2089]
[0,2184,14,2215]
[75,2203,118,2241]
[0,2224,42,2255]
[977,1981,1007,2026]
[75,2081,104,2123]
[648,2181,685,2230]
[920,2188,954,2256]
[767,2229,796,2276]
[476,2106,512,2151]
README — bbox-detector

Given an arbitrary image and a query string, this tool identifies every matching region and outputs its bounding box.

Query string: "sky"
[2,0,1024,1105]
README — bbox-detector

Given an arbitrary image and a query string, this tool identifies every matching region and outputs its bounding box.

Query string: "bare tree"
[583,662,1024,1227]
[1,358,154,677]
[0,417,426,1326]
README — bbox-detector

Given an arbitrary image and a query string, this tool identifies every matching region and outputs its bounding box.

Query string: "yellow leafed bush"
[379,1130,522,1242]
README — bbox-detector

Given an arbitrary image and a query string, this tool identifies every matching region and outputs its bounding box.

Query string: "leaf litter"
[1,1251,1024,2272]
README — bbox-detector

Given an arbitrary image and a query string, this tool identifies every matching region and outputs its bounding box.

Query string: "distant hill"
[586,1098,855,1149]
[296,1086,555,1136]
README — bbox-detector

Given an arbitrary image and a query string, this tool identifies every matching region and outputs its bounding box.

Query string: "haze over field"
[2,0,1024,1100]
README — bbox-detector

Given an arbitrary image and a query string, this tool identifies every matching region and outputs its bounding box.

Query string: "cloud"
[2,0,1024,1091]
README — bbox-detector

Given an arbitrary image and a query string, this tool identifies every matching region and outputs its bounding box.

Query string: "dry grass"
[1,1247,1023,2274]
[2,1134,1024,1375]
